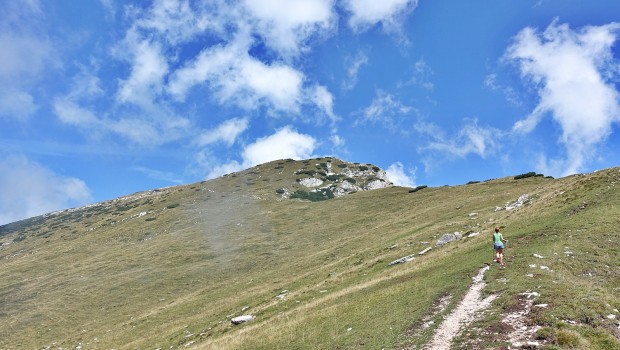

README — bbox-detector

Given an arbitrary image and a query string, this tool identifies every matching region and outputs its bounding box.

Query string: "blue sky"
[1,0,620,225]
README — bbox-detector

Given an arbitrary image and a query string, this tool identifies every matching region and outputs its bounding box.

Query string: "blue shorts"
[494,243,504,250]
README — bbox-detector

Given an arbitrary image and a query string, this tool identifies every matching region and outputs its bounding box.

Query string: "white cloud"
[243,0,335,57]
[0,34,55,80]
[108,118,164,145]
[311,85,338,124]
[342,51,368,91]
[356,90,412,131]
[506,20,620,176]
[54,95,191,147]
[386,162,415,187]
[330,134,346,148]
[401,59,434,91]
[54,96,161,144]
[242,126,316,166]
[0,155,93,225]
[0,1,58,120]
[344,0,417,32]
[167,35,244,100]
[131,166,184,184]
[238,58,304,111]
[0,0,58,84]
[141,0,338,120]
[133,0,212,44]
[308,85,342,148]
[484,73,520,106]
[117,36,169,106]
[168,33,304,112]
[67,69,105,100]
[53,63,192,147]
[203,158,244,180]
[418,119,501,159]
[99,0,116,18]
[0,89,38,120]
[197,117,249,147]
[53,98,101,128]
[202,126,317,179]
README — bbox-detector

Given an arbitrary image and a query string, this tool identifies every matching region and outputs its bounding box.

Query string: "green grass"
[0,160,619,349]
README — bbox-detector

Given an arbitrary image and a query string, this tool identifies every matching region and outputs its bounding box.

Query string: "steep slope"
[0,159,618,349]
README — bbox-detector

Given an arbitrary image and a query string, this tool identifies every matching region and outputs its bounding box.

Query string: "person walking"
[493,227,508,266]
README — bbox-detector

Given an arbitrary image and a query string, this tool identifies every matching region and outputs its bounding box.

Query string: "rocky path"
[424,265,496,350]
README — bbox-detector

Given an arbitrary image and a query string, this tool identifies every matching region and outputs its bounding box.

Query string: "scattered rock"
[501,291,542,347]
[521,291,540,299]
[276,290,289,300]
[388,254,416,266]
[231,315,253,325]
[569,201,588,215]
[512,340,541,348]
[423,320,435,329]
[436,232,462,247]
[467,231,480,238]
[533,254,545,259]
[276,188,292,199]
[418,247,432,255]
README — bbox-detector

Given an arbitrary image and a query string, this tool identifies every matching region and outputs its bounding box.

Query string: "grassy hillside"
[1,158,619,349]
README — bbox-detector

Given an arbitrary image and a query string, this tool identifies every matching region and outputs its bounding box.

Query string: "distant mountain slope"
[0,157,389,238]
[0,160,618,349]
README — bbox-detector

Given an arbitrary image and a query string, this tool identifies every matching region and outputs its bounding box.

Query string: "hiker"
[493,227,508,266]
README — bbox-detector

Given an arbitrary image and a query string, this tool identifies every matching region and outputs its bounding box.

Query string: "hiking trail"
[424,265,496,349]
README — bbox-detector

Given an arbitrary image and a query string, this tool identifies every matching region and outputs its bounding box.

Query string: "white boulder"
[231,315,254,325]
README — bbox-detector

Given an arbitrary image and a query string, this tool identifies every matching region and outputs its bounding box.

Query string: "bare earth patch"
[502,291,544,348]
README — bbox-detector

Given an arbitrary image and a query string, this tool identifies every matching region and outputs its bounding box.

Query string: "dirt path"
[424,265,496,350]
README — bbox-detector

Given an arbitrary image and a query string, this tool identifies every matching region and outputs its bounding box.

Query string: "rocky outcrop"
[281,159,393,201]
[298,178,324,187]
[496,194,530,211]
[366,179,390,190]
[333,179,361,197]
